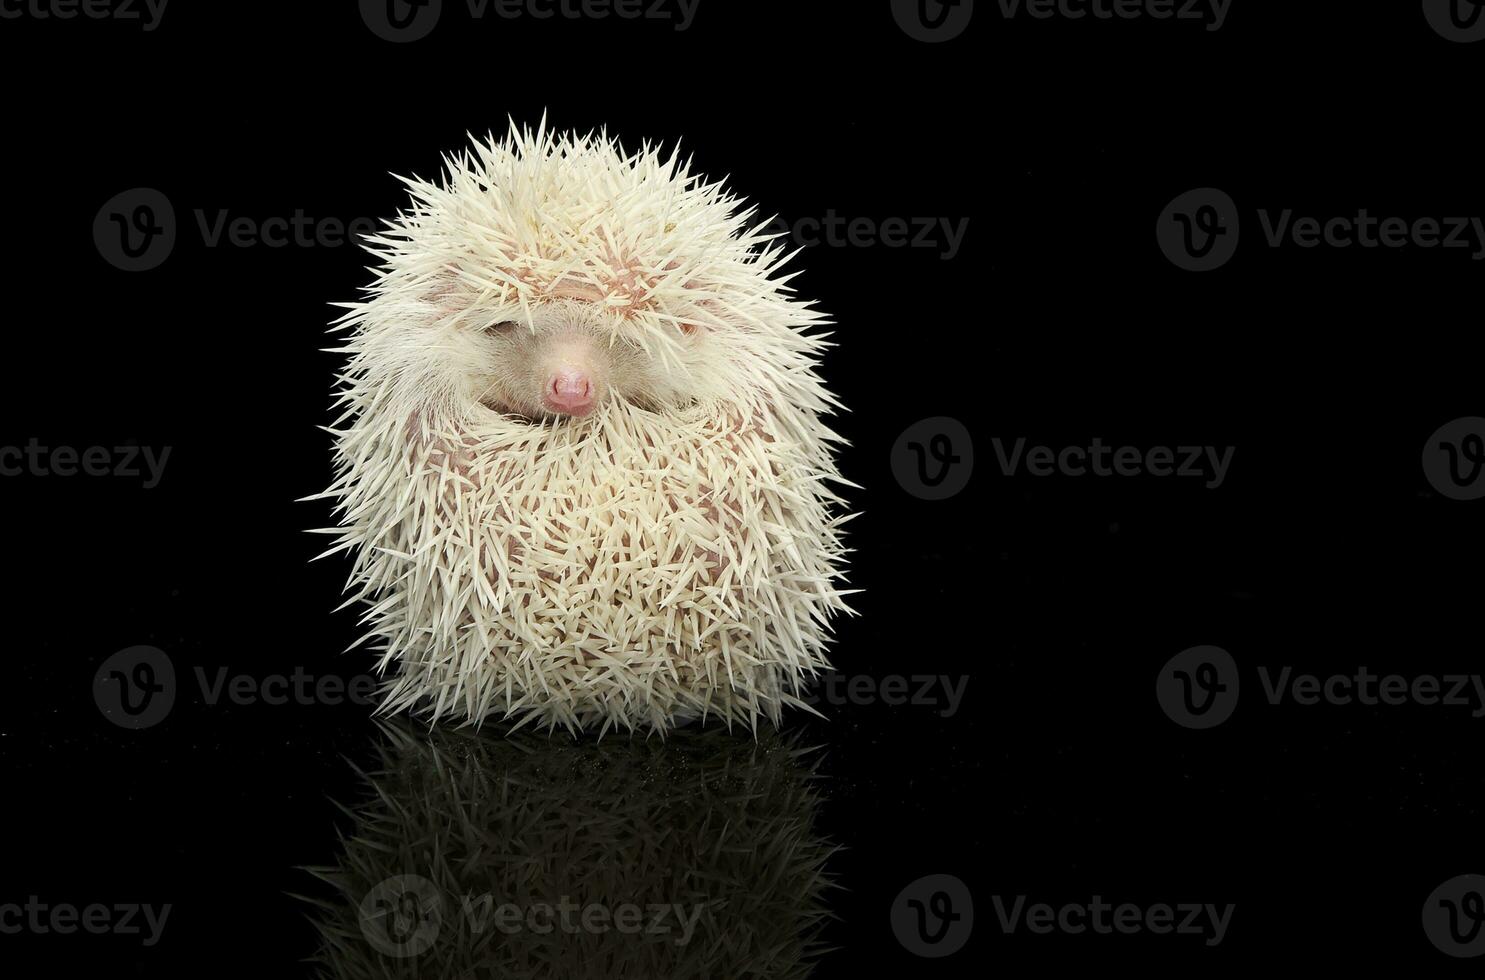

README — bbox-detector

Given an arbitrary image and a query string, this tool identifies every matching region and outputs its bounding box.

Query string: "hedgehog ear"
[678,295,726,336]
[424,265,464,320]
[662,259,702,335]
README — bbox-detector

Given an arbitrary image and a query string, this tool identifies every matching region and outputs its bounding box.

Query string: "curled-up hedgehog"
[316,120,854,733]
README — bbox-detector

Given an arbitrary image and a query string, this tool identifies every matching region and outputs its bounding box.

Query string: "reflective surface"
[302,723,833,977]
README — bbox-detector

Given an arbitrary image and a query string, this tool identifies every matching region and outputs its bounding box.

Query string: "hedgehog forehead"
[433,136,742,252]
[411,132,758,309]
[424,233,733,337]
[503,298,700,356]
[365,125,822,346]
[434,203,740,307]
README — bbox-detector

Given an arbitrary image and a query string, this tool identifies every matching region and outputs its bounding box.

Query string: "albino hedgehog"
[316,120,854,733]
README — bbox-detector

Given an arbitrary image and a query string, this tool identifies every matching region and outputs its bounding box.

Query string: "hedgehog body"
[319,121,852,733]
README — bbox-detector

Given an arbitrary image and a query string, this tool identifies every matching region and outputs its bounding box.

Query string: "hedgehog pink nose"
[545,369,594,415]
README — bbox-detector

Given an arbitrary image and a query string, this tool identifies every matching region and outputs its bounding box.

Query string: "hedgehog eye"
[485,320,519,335]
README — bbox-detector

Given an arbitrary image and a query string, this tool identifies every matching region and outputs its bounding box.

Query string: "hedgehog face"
[340,126,837,437]
[463,298,704,421]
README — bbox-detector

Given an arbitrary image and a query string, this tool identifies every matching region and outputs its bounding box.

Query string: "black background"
[2,0,1483,974]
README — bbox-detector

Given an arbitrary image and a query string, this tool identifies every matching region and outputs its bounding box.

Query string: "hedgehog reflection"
[302,722,835,978]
